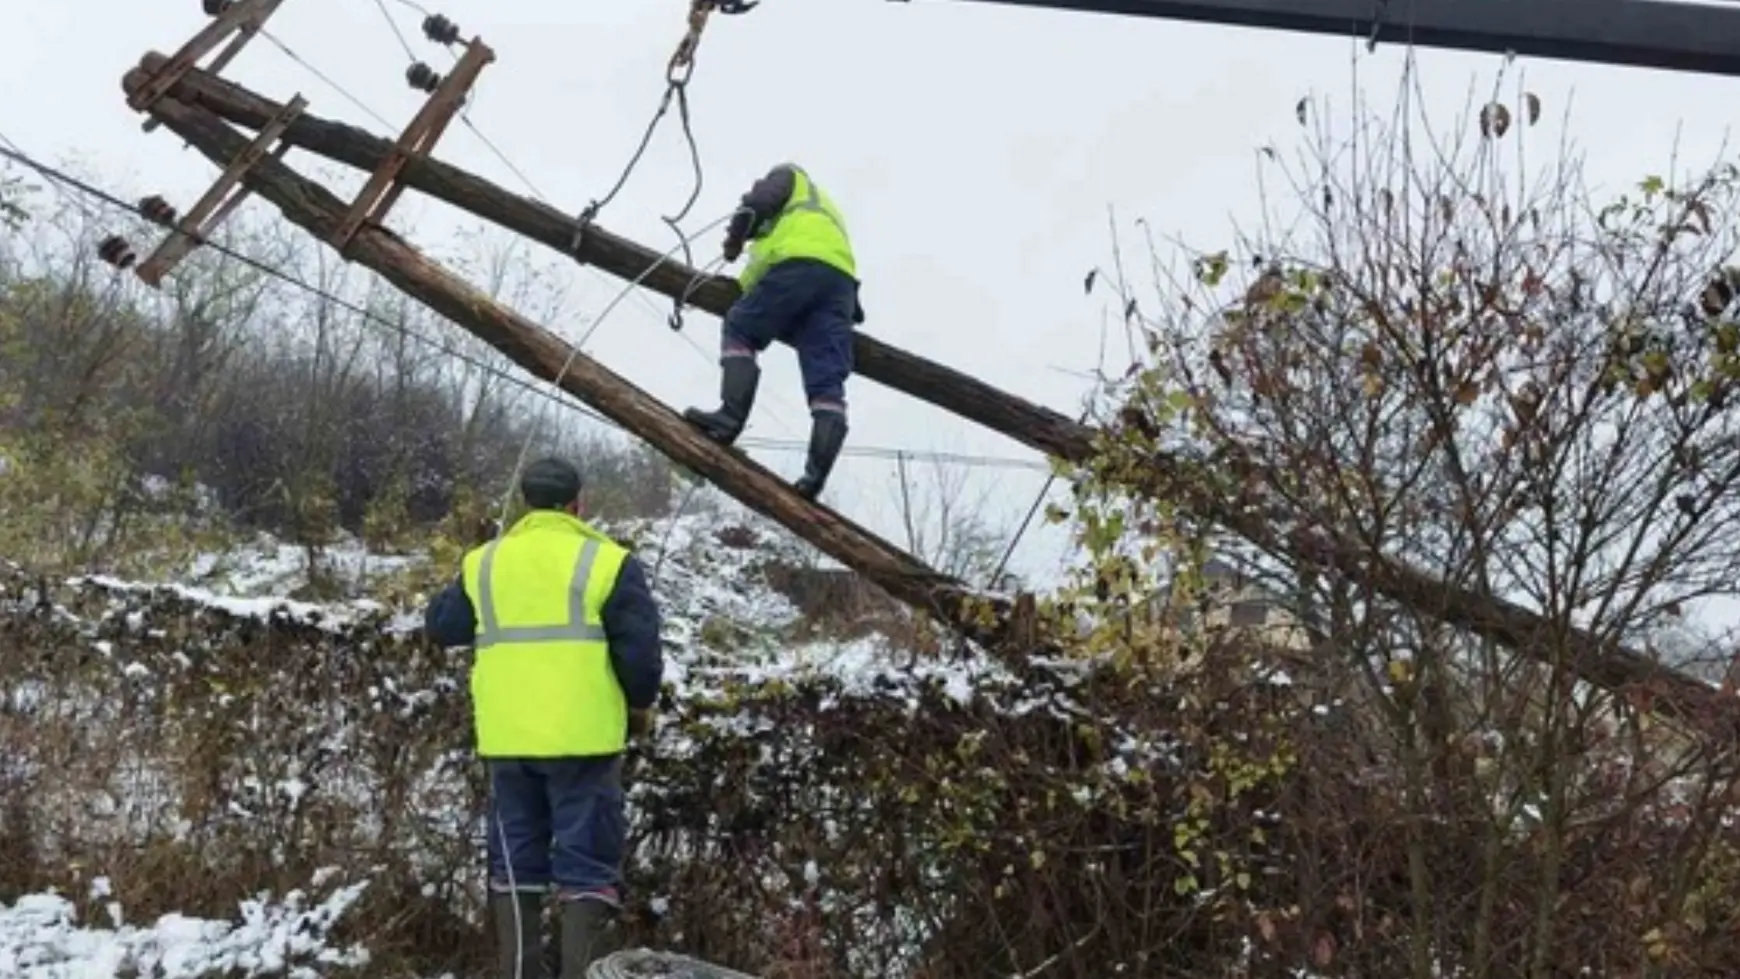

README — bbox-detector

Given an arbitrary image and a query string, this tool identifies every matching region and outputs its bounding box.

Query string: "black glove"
[628,708,654,738]
[853,294,866,325]
[722,235,743,263]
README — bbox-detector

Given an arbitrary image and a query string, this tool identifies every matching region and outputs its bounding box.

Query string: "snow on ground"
[0,503,1008,978]
[182,531,416,599]
[0,873,370,979]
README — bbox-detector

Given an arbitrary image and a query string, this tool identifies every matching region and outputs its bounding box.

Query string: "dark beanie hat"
[520,457,583,509]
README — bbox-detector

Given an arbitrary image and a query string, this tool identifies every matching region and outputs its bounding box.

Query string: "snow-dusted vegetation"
[5,71,1740,979]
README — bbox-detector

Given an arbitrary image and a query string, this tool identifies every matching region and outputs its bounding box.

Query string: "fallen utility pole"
[330,33,494,251]
[130,52,1090,462]
[129,0,286,135]
[125,55,1740,743]
[122,84,1008,654]
[132,94,307,286]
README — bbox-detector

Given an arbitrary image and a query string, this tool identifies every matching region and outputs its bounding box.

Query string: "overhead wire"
[0,141,1050,475]
[258,30,397,131]
[371,0,420,62]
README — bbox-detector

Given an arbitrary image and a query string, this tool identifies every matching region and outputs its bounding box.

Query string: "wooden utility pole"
[123,52,1740,744]
[121,82,1012,654]
[126,51,1087,461]
[330,34,494,250]
[128,0,285,134]
[132,94,306,286]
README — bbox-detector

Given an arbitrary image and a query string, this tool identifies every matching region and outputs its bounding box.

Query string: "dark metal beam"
[930,0,1740,77]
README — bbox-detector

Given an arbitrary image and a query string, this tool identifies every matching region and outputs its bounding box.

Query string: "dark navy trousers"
[485,756,626,903]
[721,257,858,412]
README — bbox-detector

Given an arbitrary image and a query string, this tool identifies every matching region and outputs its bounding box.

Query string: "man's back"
[421,456,665,979]
[425,510,665,756]
[463,510,636,757]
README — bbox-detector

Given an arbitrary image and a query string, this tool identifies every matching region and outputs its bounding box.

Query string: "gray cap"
[520,457,582,509]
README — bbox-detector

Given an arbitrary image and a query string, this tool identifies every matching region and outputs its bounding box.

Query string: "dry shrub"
[4,79,1740,979]
[3,527,1737,979]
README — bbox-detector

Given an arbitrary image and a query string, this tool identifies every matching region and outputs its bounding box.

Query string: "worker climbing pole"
[569,0,758,331]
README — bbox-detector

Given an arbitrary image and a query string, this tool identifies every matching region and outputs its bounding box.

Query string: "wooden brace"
[130,0,287,132]
[135,94,308,287]
[329,38,495,251]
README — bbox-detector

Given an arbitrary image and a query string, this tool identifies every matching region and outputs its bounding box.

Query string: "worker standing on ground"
[684,162,864,501]
[423,457,664,979]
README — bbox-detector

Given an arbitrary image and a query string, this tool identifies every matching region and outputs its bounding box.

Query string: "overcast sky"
[5,0,1740,591]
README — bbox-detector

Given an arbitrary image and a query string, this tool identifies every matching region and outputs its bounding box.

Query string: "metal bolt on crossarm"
[405,61,441,92]
[97,236,137,269]
[139,195,178,227]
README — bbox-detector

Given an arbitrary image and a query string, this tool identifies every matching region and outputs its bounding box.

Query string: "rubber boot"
[557,897,615,979]
[490,891,546,979]
[683,359,760,446]
[793,412,848,501]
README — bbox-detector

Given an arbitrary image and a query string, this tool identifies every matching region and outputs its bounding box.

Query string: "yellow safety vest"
[461,509,631,758]
[740,166,856,292]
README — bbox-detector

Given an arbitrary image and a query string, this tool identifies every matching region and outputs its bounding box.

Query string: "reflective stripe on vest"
[740,166,856,291]
[473,535,610,648]
[783,169,845,234]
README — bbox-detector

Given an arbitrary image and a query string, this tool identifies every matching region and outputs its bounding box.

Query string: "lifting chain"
[667,0,756,84]
[570,0,754,317]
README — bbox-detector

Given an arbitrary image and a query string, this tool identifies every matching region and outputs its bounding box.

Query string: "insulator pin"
[406,62,442,93]
[422,14,461,45]
[98,236,137,269]
[139,195,178,228]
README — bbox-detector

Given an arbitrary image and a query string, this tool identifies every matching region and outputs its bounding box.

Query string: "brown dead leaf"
[1313,932,1337,967]
[1454,381,1480,405]
[1523,91,1541,125]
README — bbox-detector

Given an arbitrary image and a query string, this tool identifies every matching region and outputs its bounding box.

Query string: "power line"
[0,140,1051,474]
[259,30,397,132]
[371,0,420,63]
[267,10,674,329]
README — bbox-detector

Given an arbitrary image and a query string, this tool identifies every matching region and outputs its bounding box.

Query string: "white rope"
[493,212,734,530]
[490,765,530,979]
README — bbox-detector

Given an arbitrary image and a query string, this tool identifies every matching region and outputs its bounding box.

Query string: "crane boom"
[922,0,1740,77]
